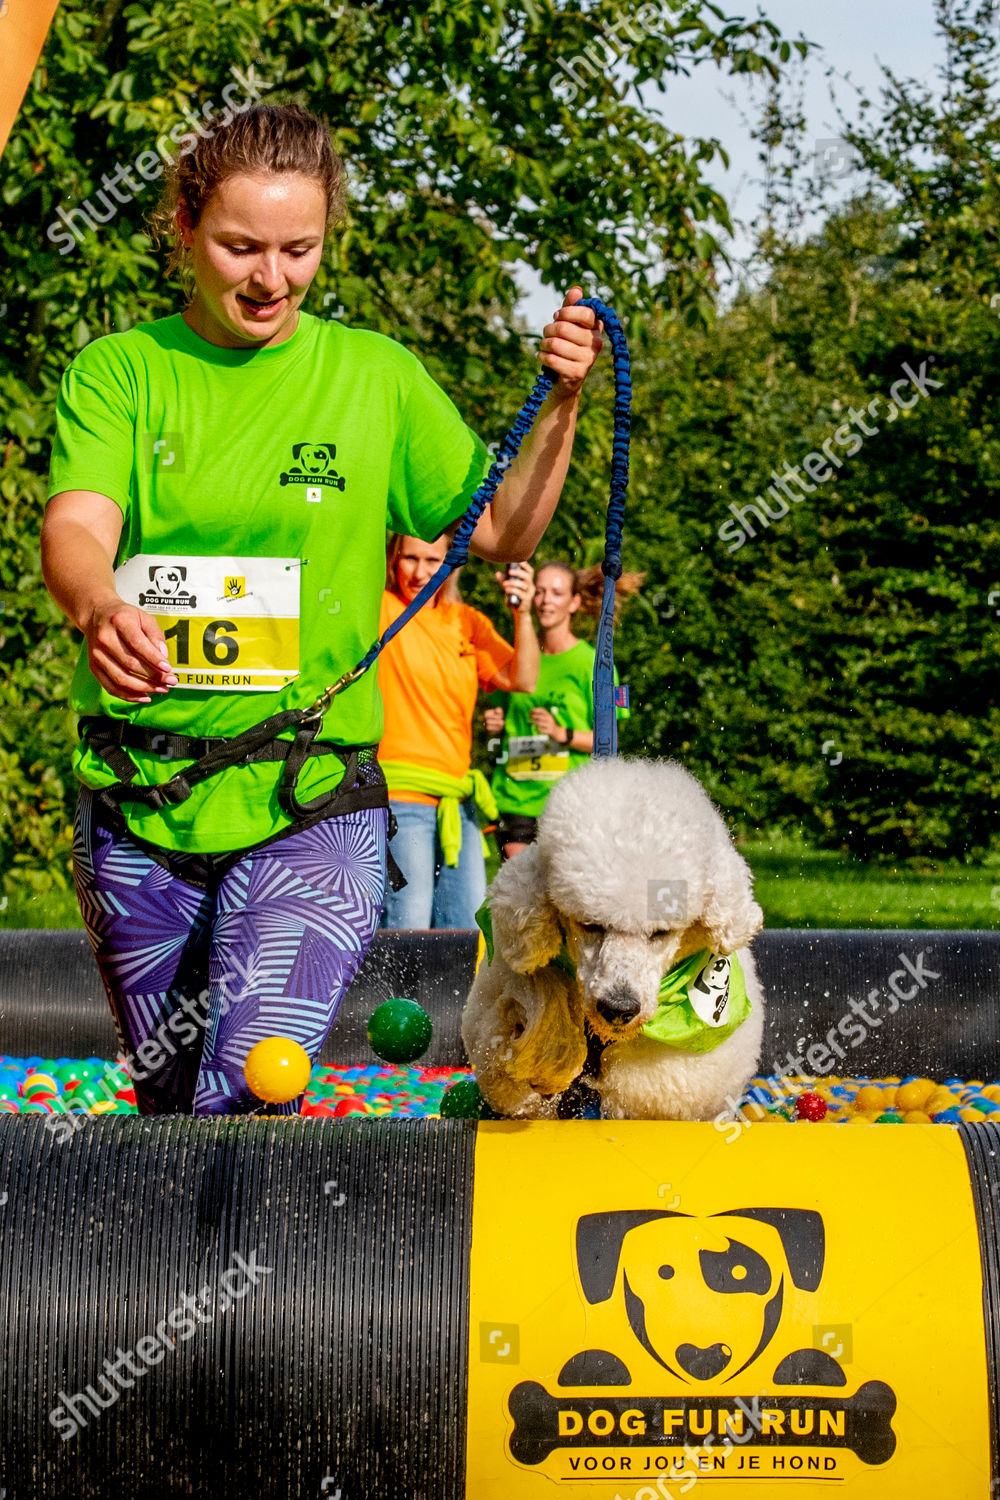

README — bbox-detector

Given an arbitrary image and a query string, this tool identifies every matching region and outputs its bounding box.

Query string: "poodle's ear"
[702,840,763,954]
[487,845,564,974]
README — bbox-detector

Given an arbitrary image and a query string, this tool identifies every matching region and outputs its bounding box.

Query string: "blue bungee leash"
[304,296,632,758]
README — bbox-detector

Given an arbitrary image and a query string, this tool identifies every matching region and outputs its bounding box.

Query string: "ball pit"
[0,1057,476,1117]
[7,1054,1000,1124]
[739,1073,1000,1124]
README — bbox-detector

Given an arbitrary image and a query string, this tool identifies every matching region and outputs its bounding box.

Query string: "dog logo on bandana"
[689,954,732,1027]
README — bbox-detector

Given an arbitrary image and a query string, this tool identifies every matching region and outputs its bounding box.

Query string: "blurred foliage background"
[1,0,998,916]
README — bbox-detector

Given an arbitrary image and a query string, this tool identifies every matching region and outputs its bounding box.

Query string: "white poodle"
[462,758,764,1121]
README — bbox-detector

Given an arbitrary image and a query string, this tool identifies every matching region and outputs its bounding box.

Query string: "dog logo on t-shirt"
[279,442,346,495]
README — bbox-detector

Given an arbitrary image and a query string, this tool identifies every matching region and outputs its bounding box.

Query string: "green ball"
[439,1078,500,1120]
[367,998,433,1064]
[72,1083,112,1110]
[875,1111,904,1124]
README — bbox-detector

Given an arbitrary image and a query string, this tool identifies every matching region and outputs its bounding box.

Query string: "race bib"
[115,554,300,692]
[507,733,571,783]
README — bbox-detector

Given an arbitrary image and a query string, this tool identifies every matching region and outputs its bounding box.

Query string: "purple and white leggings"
[73,787,387,1116]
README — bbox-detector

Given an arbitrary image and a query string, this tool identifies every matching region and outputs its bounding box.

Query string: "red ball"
[795,1091,828,1122]
[332,1097,370,1117]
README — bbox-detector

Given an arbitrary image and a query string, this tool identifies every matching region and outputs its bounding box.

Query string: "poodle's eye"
[579,921,603,935]
[651,928,672,941]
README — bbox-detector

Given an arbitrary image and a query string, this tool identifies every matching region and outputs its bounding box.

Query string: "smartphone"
[506,562,525,608]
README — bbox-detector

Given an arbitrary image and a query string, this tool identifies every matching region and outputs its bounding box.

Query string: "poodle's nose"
[596,985,642,1025]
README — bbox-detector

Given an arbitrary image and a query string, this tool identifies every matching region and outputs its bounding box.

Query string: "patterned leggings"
[73,787,387,1116]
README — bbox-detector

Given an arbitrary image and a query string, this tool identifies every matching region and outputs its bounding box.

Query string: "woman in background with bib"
[486,560,640,859]
[39,102,603,1116]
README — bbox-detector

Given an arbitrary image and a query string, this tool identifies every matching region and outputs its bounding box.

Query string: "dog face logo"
[292,442,335,474]
[689,954,731,1026]
[576,1207,831,1386]
[502,1203,898,1475]
[279,442,346,493]
[148,565,188,596]
[137,564,196,610]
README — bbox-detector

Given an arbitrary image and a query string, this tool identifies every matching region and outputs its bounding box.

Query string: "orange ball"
[244,1037,312,1104]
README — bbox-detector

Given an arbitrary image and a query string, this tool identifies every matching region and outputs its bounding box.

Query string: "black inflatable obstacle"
[1,927,1000,1498]
[2,927,998,1077]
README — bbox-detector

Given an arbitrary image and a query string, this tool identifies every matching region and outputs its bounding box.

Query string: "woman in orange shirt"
[379,534,538,928]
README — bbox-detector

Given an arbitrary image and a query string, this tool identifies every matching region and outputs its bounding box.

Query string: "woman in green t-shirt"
[39,102,603,1117]
[485,560,641,858]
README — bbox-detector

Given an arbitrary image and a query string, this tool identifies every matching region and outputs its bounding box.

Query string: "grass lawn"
[743,839,1000,930]
[3,842,999,931]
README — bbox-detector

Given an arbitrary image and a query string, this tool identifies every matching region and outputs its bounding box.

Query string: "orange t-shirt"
[377,590,514,803]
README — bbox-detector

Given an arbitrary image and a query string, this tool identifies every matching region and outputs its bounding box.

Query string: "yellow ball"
[854,1086,885,1114]
[896,1079,936,1113]
[740,1102,771,1122]
[244,1037,312,1103]
[902,1109,933,1125]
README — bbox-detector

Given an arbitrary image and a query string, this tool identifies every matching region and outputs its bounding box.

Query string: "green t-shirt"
[47,311,490,853]
[490,640,598,818]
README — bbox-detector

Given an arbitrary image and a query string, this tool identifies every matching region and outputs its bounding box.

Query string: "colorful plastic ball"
[244,1037,312,1104]
[875,1111,904,1124]
[72,1084,113,1110]
[367,999,433,1065]
[440,1078,496,1119]
[896,1079,936,1113]
[795,1092,828,1122]
[22,1072,58,1095]
[332,1097,371,1117]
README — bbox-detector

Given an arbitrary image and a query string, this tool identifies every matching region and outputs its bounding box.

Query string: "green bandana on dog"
[475,902,751,1055]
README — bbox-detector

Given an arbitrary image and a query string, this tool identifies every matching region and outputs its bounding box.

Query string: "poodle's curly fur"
[462,758,765,1120]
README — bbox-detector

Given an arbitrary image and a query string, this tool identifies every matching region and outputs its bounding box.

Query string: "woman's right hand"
[84,596,178,704]
[483,706,506,735]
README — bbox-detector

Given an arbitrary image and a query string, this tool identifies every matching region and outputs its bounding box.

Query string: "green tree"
[610,0,1000,861]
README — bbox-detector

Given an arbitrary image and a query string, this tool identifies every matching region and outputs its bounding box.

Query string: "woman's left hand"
[529,706,561,739]
[539,286,604,399]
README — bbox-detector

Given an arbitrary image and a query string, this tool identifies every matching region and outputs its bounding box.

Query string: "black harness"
[79,714,405,890]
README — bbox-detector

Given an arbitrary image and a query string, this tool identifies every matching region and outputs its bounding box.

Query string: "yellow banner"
[468,1122,991,1498]
[0,0,62,157]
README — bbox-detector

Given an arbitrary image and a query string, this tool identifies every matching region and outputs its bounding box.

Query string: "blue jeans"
[383,798,486,930]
